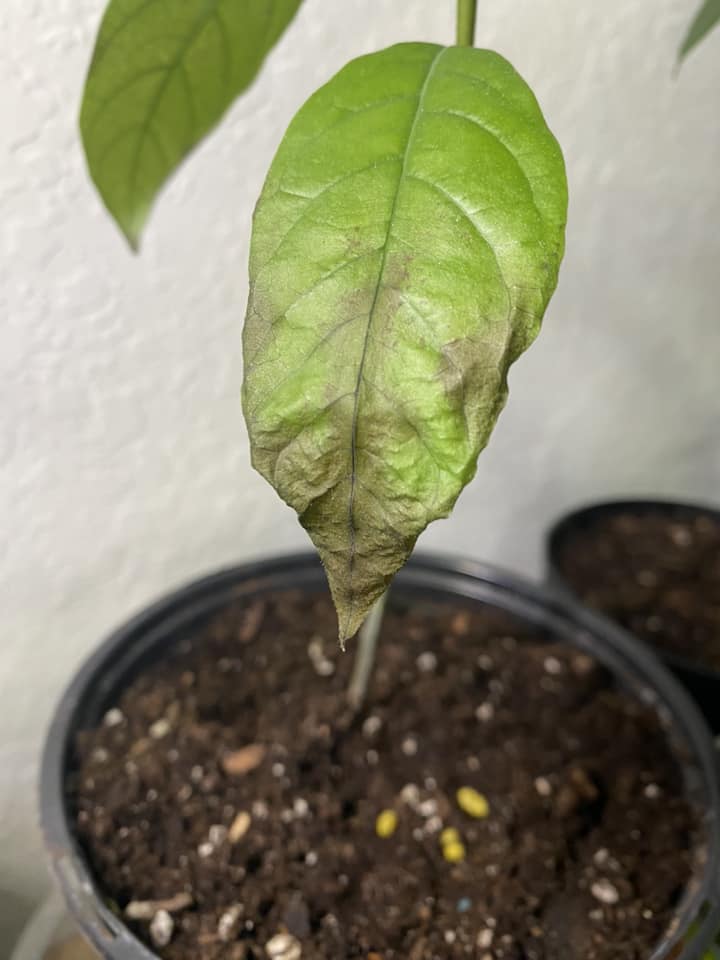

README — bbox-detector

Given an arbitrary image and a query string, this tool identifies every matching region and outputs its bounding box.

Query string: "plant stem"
[348,592,388,711]
[456,0,478,46]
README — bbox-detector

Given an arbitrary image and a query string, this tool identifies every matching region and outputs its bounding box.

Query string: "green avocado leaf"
[243,43,567,642]
[80,0,303,249]
[679,0,720,61]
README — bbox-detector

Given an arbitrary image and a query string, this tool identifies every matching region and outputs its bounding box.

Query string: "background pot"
[41,552,720,960]
[546,499,720,732]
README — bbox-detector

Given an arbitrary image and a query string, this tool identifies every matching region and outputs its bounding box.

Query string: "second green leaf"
[80,0,303,249]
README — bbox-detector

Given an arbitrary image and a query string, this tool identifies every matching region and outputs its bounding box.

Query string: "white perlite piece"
[477,928,494,949]
[218,905,244,942]
[416,651,437,672]
[362,715,382,737]
[103,708,124,727]
[252,801,269,820]
[591,879,620,905]
[208,824,228,847]
[150,910,174,948]
[534,776,552,797]
[401,736,418,756]
[307,637,335,676]
[670,525,692,547]
[475,702,494,722]
[544,656,563,675]
[149,717,171,739]
[266,932,302,959]
[401,783,420,807]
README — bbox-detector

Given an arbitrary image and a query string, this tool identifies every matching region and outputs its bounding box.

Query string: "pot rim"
[546,497,720,682]
[40,550,720,960]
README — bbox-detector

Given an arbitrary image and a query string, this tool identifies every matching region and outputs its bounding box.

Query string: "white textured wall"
[2,0,719,948]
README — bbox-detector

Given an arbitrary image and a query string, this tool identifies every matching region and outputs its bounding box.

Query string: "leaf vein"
[96,122,170,175]
[426,108,542,218]
[84,65,169,137]
[248,312,368,417]
[268,246,383,327]
[406,173,511,312]
[397,293,470,441]
[258,155,401,271]
[272,391,355,488]
[90,0,164,69]
[342,48,448,635]
[211,7,233,92]
[126,0,221,203]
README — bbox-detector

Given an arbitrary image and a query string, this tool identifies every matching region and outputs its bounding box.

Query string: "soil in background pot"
[71,590,698,960]
[555,510,720,672]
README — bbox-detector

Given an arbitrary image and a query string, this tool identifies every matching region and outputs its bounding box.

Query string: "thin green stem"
[456,0,478,46]
[348,592,388,711]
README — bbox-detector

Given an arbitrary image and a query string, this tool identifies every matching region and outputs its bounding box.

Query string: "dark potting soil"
[556,510,720,671]
[71,590,699,960]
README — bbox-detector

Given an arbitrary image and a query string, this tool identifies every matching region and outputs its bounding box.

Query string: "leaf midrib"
[125,0,222,204]
[342,46,447,634]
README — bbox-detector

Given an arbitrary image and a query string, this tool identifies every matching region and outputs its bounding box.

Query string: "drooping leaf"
[242,43,567,642]
[679,0,720,61]
[80,0,303,249]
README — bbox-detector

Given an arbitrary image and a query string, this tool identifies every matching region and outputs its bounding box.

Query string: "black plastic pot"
[41,552,720,960]
[546,499,720,733]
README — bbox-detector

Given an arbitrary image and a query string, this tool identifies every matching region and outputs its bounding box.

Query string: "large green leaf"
[80,0,303,249]
[679,0,720,61]
[243,43,567,641]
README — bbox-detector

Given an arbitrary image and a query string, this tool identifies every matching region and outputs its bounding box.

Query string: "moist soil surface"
[556,509,720,671]
[72,590,698,960]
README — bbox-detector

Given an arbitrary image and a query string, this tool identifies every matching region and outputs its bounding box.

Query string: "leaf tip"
[334,605,360,650]
[122,224,142,254]
[116,203,149,254]
[337,610,356,651]
[336,600,375,650]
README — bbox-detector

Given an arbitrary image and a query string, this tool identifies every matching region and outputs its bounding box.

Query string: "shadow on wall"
[1,888,38,958]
